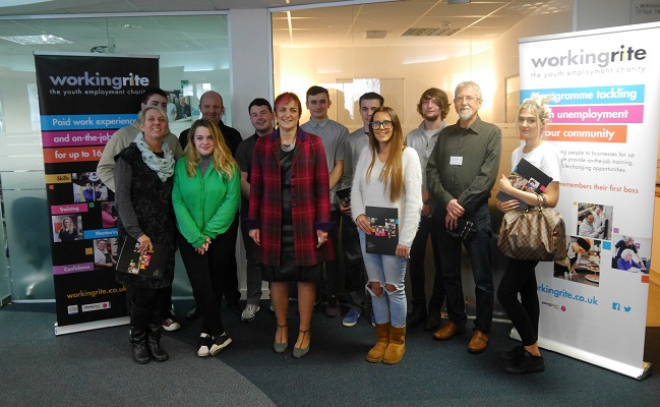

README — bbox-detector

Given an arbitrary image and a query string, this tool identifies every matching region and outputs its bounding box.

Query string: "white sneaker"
[197,333,211,357]
[241,303,260,322]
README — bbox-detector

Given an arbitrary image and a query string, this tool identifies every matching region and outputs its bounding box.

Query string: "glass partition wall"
[0,14,230,300]
[0,1,573,301]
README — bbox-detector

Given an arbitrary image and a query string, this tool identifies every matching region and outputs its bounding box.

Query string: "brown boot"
[382,325,406,365]
[366,323,390,363]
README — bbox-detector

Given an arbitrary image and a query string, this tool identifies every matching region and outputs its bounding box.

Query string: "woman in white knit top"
[351,106,422,365]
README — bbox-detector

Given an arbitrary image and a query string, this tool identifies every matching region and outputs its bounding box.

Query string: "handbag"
[497,194,567,261]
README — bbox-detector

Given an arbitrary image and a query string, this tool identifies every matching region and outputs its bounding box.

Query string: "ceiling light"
[402,27,460,37]
[0,35,72,45]
[0,0,52,7]
[448,0,471,4]
[366,30,386,39]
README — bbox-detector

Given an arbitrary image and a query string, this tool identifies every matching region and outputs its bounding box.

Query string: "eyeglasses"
[370,120,393,129]
[454,96,478,103]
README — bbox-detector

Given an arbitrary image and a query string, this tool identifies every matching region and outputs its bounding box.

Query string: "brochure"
[116,236,167,279]
[496,158,553,209]
[365,206,398,255]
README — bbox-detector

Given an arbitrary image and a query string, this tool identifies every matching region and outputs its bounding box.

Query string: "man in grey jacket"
[97,87,184,332]
[405,88,450,331]
[97,88,183,192]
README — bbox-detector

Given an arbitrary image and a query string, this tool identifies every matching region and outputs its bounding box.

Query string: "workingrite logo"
[530,45,647,69]
[49,71,151,90]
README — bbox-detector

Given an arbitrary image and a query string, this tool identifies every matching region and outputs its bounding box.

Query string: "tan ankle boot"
[383,325,406,364]
[366,323,390,363]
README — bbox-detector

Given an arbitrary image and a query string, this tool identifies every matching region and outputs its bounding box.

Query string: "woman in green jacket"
[173,118,240,357]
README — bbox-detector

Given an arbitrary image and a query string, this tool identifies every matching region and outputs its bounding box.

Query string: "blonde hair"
[520,95,552,124]
[366,107,405,202]
[61,216,76,230]
[183,118,237,179]
[137,106,167,125]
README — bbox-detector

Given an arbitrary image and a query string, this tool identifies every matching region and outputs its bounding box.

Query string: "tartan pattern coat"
[246,127,334,267]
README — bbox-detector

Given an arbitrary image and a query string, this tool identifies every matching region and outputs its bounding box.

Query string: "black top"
[114,144,176,289]
[235,133,259,213]
[280,147,294,227]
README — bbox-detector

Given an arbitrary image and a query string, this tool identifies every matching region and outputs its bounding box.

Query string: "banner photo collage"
[35,53,159,331]
[518,22,660,378]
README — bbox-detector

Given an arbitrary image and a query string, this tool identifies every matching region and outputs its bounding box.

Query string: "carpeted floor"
[1,300,658,407]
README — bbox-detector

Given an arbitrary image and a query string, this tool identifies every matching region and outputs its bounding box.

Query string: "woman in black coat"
[114,106,177,364]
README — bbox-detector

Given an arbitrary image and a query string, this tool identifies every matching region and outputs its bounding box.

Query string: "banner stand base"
[55,316,129,336]
[509,328,652,380]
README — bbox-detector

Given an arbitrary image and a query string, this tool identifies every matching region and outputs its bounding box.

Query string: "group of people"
[96,82,560,375]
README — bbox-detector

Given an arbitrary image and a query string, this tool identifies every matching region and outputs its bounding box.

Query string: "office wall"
[274,10,573,131]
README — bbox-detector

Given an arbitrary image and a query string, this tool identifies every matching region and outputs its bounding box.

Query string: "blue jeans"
[359,230,407,328]
[436,208,494,333]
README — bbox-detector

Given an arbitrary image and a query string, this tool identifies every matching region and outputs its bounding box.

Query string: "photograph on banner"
[611,234,651,274]
[576,202,613,240]
[174,92,192,120]
[53,215,83,242]
[72,172,109,202]
[101,201,117,228]
[93,237,119,270]
[554,236,601,287]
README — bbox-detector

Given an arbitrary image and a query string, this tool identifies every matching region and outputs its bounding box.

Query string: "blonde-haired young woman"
[173,118,240,357]
[496,96,561,374]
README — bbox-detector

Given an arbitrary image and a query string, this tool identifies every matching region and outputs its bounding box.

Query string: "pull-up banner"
[518,22,660,379]
[35,52,159,335]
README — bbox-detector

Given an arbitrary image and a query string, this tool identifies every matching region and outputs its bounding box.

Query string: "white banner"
[518,22,660,379]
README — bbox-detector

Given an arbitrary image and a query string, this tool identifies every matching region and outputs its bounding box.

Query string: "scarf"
[135,133,175,182]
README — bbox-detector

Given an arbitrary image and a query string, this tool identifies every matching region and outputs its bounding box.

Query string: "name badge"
[450,156,463,166]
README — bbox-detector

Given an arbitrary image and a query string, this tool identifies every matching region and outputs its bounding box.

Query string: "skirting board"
[55,316,129,336]
[508,328,652,380]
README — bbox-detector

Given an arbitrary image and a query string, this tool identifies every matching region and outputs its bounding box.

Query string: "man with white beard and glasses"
[426,81,501,355]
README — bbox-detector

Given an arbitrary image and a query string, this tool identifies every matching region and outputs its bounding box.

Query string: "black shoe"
[210,333,233,356]
[498,345,525,362]
[130,329,150,364]
[147,329,169,362]
[406,304,426,328]
[186,305,200,320]
[131,341,150,364]
[505,351,545,374]
[325,296,341,318]
[424,308,442,331]
[227,299,244,316]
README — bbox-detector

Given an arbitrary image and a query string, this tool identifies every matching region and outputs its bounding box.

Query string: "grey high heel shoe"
[293,329,310,358]
[273,324,288,354]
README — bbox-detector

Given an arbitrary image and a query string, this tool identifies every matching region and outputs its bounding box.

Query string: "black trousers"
[341,214,367,311]
[497,257,540,346]
[409,216,445,309]
[129,285,167,329]
[223,214,241,303]
[178,232,232,336]
[320,210,341,298]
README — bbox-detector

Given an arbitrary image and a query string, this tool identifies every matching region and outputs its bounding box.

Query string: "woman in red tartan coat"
[246,92,334,358]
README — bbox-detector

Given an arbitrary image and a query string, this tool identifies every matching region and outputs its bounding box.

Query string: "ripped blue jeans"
[359,230,408,328]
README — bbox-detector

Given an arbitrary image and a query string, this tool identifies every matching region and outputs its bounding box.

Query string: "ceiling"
[0,0,572,68]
